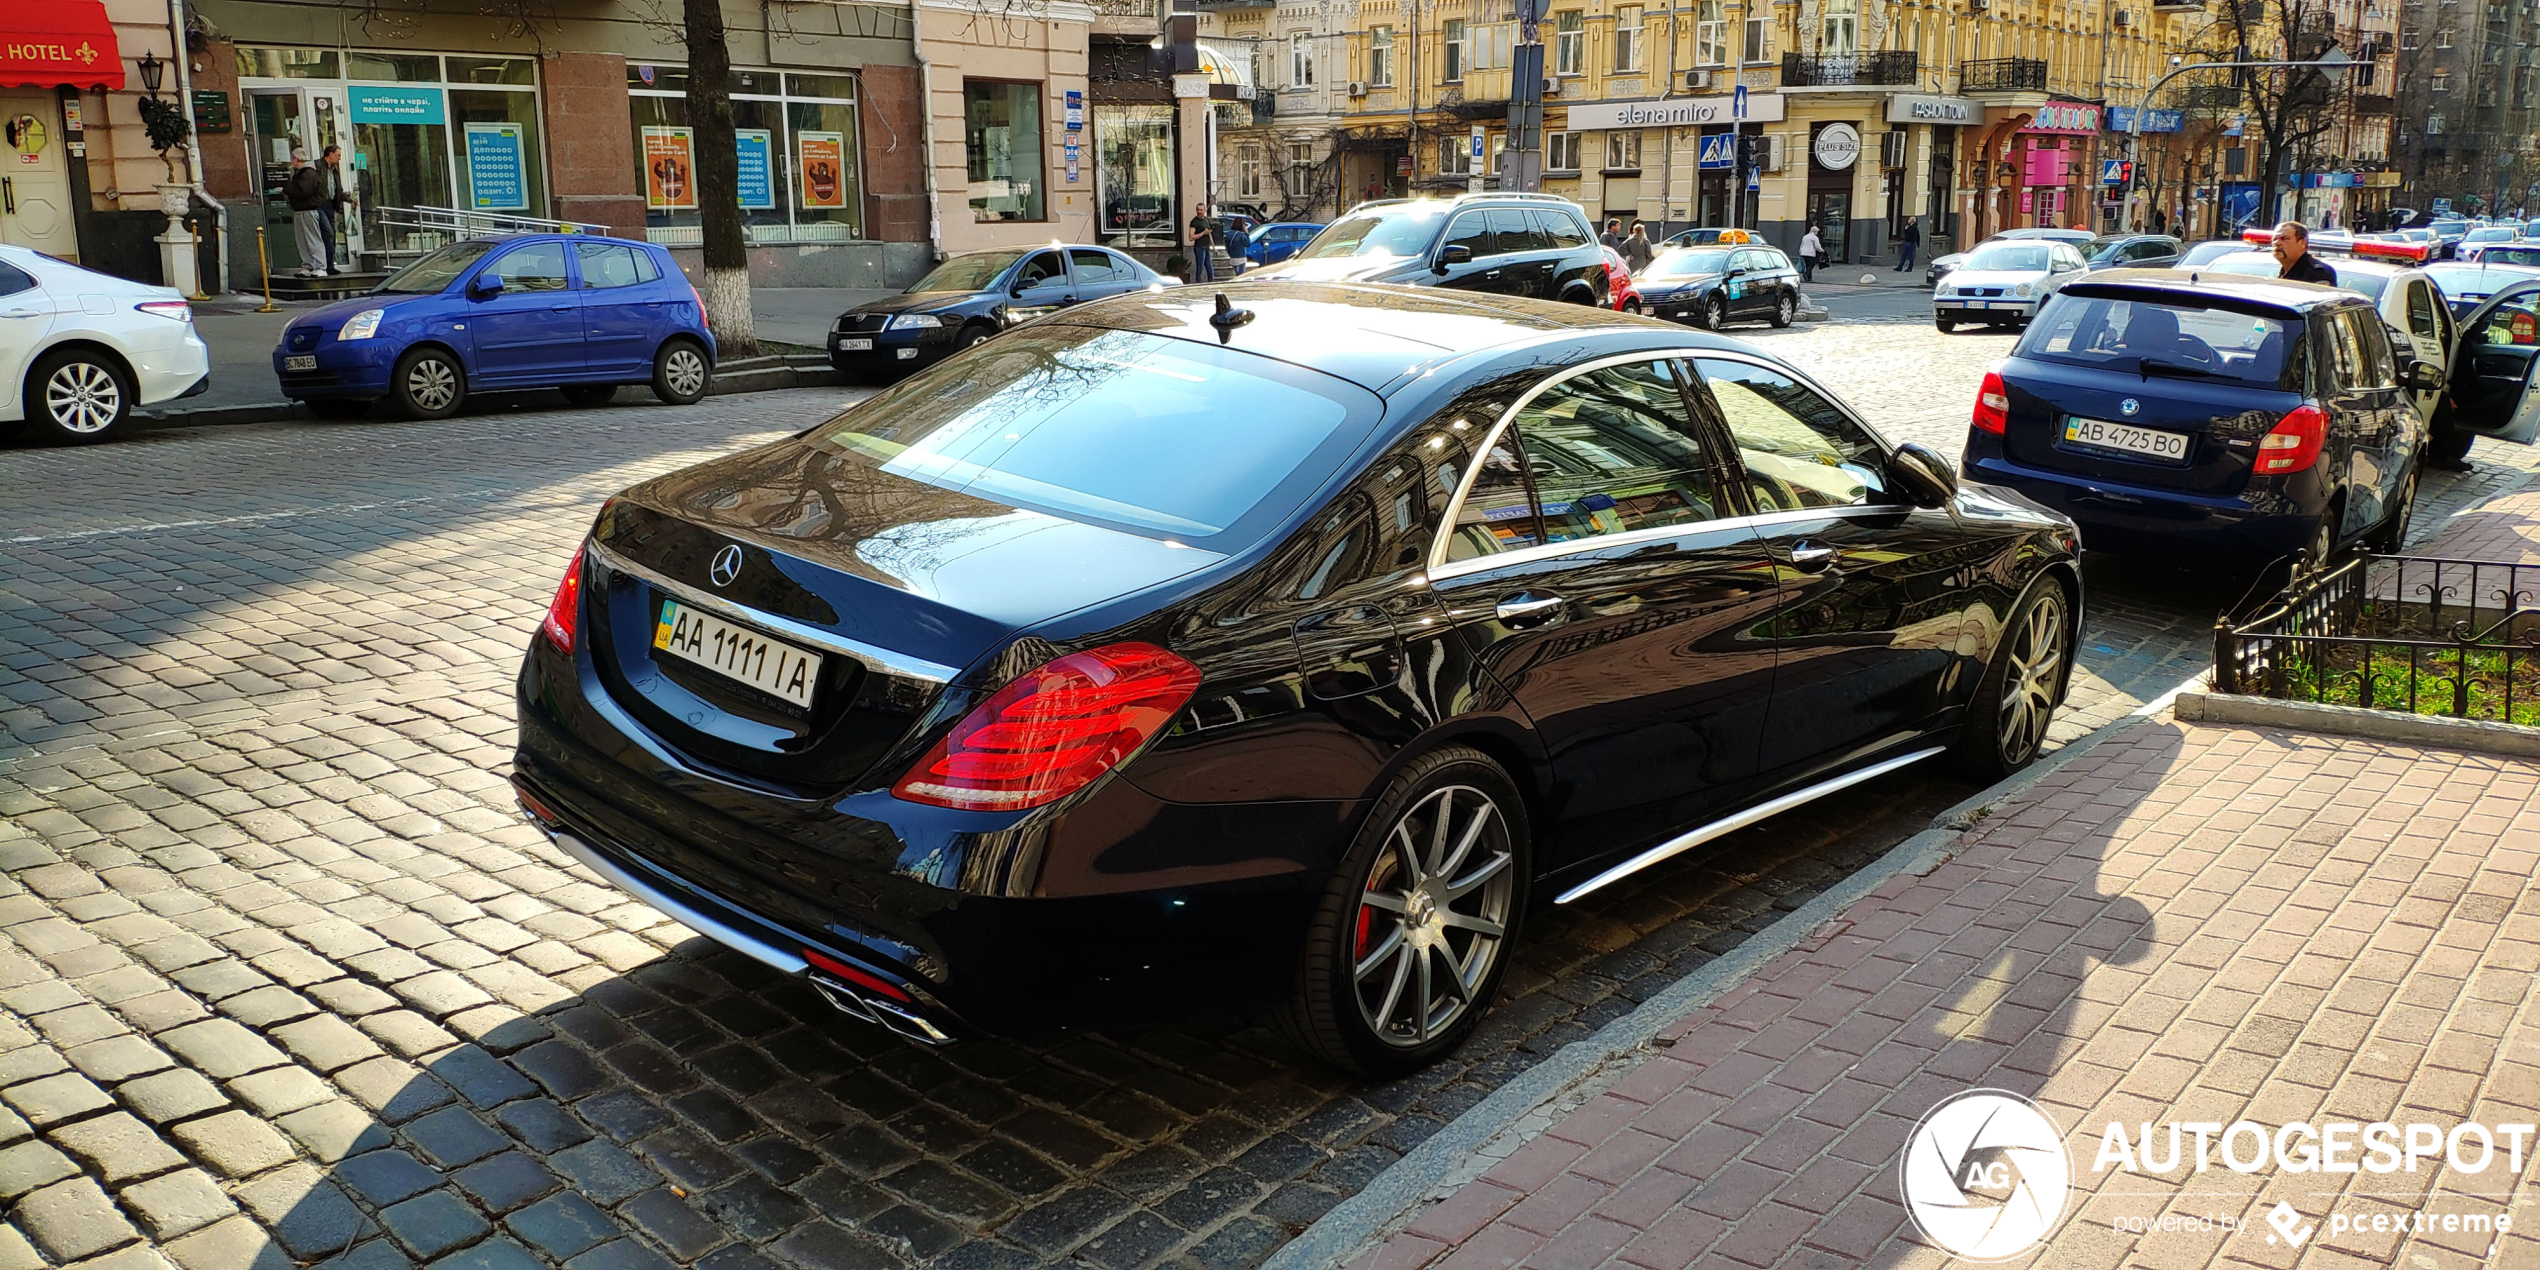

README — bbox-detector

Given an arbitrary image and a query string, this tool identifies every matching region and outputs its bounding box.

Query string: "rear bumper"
[1964,449,2314,557]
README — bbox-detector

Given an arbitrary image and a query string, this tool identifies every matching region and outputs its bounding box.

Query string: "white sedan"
[1932,239,2091,332]
[1,245,210,445]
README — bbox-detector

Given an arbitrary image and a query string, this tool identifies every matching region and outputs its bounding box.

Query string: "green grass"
[2258,602,2540,727]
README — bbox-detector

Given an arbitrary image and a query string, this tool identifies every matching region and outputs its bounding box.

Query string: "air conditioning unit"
[2113,9,2134,25]
[1967,0,1988,12]
[1543,77,1562,94]
[1347,80,1368,96]
[1687,68,1713,89]
[1760,134,1786,171]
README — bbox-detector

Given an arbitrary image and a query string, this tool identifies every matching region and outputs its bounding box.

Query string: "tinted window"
[2018,296,2300,389]
[1069,249,1120,284]
[2407,281,2441,339]
[1015,251,1066,291]
[1694,359,1891,511]
[491,242,569,292]
[908,252,1025,293]
[1443,212,1494,258]
[1763,250,1795,271]
[1488,208,1547,253]
[1445,432,1540,560]
[1514,361,1717,543]
[1535,209,1590,249]
[0,261,32,297]
[378,240,497,293]
[819,326,1378,547]
[576,243,647,289]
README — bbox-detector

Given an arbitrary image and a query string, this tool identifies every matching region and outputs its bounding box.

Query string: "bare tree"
[685,0,759,356]
[2196,0,2349,225]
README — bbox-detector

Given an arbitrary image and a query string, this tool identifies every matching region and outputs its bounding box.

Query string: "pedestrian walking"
[1798,225,1823,281]
[1623,222,1654,272]
[1188,204,1216,282]
[1600,218,1626,251]
[316,145,356,276]
[1895,218,1921,272]
[2152,206,2168,235]
[285,149,330,278]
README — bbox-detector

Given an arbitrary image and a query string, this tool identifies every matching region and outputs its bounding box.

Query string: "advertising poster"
[797,131,846,209]
[463,122,528,211]
[642,126,695,210]
[735,129,775,210]
[349,85,446,126]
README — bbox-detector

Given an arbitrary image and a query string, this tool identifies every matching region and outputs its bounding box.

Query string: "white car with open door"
[2440,278,2540,461]
[0,245,210,445]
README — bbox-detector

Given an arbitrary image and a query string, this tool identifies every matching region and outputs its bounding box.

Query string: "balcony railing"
[1959,57,2049,91]
[1781,50,1920,86]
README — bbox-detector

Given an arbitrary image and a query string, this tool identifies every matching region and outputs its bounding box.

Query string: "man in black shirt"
[2272,221,2337,286]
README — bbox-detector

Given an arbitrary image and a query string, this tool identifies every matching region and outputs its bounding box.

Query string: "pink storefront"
[2015,102,2100,230]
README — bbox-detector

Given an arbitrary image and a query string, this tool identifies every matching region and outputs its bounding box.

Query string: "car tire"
[560,384,617,407]
[2369,466,2419,552]
[1622,299,1643,315]
[24,348,133,444]
[304,398,371,420]
[956,324,996,351]
[388,346,466,420]
[1935,316,1955,333]
[1770,293,1796,328]
[652,339,711,405]
[2294,502,2343,577]
[1952,577,2071,781]
[1704,296,1728,330]
[1277,745,1530,1077]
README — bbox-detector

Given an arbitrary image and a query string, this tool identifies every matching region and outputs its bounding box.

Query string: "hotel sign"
[1566,93,1787,128]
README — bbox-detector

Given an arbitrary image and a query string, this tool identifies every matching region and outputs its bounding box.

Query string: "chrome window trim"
[587,539,961,685]
[1423,347,1905,576]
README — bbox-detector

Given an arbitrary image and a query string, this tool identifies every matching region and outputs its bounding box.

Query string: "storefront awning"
[0,0,125,91]
[1196,43,1250,92]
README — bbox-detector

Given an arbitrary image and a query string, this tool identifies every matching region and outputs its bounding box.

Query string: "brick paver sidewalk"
[1351,719,2540,1269]
[2410,484,2540,566]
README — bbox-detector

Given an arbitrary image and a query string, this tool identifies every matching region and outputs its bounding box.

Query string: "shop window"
[237,47,340,79]
[629,68,865,244]
[446,56,535,85]
[1096,104,1175,238]
[343,52,439,83]
[967,81,1046,223]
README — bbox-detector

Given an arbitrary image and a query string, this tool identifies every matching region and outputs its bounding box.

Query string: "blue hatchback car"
[275,234,715,420]
[1244,222,1326,267]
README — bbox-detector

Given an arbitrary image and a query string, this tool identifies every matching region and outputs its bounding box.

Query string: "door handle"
[3,178,12,216]
[0,309,39,320]
[1494,593,1566,626]
[1788,542,1842,573]
[550,305,573,312]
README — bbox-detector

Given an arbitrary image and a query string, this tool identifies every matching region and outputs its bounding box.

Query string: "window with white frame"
[1440,136,1473,175]
[1604,130,1640,170]
[1371,25,1395,85]
[1291,33,1315,87]
[1822,0,1858,55]
[2431,70,2451,89]
[1482,23,1514,69]
[2435,26,2453,44]
[1286,140,1314,189]
[1548,130,1581,170]
[1490,135,1507,173]
[1555,11,1584,74]
[1744,14,1771,63]
[1444,19,1466,80]
[1696,0,1729,65]
[1238,146,1264,197]
[1615,6,1644,70]
[2400,27,2417,47]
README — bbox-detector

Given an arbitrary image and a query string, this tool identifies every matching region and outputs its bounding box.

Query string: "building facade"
[2393,0,2531,217]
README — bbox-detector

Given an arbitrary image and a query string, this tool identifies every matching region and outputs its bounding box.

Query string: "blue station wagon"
[275,234,716,420]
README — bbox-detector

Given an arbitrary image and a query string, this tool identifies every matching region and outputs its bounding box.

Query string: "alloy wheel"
[1776,294,1796,326]
[1706,297,1726,330]
[406,358,459,413]
[44,362,121,434]
[665,348,708,398]
[1996,590,2066,766]
[1351,785,1515,1048]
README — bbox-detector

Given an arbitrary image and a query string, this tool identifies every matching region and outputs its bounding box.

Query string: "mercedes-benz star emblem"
[2119,398,2141,416]
[708,545,743,588]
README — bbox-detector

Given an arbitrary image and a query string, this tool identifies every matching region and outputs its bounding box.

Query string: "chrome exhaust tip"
[808,972,954,1046]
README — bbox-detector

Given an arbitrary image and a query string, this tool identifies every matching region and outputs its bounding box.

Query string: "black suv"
[1248,193,1610,306]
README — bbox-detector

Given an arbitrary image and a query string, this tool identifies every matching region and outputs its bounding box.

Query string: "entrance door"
[0,94,77,258]
[246,87,361,263]
[1806,191,1850,266]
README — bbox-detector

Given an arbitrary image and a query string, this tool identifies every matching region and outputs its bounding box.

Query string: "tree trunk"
[684,0,758,358]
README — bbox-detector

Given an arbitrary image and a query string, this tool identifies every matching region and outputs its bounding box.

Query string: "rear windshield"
[2019,295,2303,389]
[1965,243,2051,272]
[1294,208,1448,261]
[815,326,1380,547]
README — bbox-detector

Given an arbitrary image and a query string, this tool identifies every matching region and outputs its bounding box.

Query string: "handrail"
[369,205,611,250]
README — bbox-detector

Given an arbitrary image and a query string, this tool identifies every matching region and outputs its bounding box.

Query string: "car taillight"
[540,552,584,655]
[689,281,706,313]
[1973,370,2010,435]
[135,300,194,322]
[2257,404,2329,475]
[893,642,1202,812]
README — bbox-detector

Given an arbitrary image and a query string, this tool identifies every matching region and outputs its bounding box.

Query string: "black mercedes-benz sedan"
[828,245,1169,381]
[514,283,2084,1075]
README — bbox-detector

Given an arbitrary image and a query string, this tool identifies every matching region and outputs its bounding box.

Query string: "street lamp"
[2116,47,2358,234]
[136,51,164,98]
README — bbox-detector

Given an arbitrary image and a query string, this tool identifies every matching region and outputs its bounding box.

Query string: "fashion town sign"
[1566,93,1789,128]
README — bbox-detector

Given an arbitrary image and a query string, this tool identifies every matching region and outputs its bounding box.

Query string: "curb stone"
[2174,690,2540,757]
[135,354,845,432]
[1266,672,2206,1270]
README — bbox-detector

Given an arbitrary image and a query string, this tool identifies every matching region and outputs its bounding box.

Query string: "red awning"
[0,1,126,91]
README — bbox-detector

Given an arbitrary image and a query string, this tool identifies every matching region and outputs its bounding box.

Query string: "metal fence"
[2213,553,2540,725]
[1780,51,1919,86]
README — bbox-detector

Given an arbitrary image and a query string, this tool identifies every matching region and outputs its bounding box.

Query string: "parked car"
[1600,246,1645,313]
[2176,239,2255,268]
[1250,194,1610,305]
[512,280,2081,1074]
[1,246,208,445]
[2465,243,2540,269]
[1661,227,1760,249]
[2420,261,2540,318]
[1926,227,2096,288]
[274,234,711,421]
[2458,227,2520,258]
[1245,222,1327,267]
[1636,244,1802,329]
[2085,234,2184,270]
[829,246,1166,382]
[1960,270,2466,571]
[1932,239,2091,331]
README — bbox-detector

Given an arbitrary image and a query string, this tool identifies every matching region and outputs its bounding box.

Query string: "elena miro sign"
[1886,94,1983,125]
[1565,93,1788,129]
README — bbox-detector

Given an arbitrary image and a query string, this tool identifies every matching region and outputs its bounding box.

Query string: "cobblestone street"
[4,307,2537,1270]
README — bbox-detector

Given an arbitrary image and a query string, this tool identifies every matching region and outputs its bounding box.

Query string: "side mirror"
[468,274,505,298]
[1891,442,1960,508]
[1725,266,1748,278]
[1437,244,1473,272]
[2405,359,2446,392]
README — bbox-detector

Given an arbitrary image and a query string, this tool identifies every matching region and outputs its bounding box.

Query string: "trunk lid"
[1998,355,2303,496]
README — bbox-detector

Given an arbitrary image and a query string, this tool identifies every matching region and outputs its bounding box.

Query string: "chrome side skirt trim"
[551,830,810,975]
[586,539,960,685]
[1553,745,1950,904]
